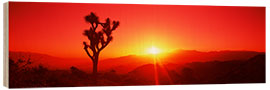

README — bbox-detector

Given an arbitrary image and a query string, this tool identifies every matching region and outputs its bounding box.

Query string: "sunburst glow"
[148,46,161,55]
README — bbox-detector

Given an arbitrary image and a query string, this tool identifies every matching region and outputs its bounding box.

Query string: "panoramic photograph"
[8,2,265,88]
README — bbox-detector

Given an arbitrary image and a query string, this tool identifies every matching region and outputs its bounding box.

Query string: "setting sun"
[148,46,161,55]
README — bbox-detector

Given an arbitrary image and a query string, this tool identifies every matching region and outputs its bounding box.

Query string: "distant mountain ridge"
[163,50,263,64]
[9,50,263,73]
[8,51,265,86]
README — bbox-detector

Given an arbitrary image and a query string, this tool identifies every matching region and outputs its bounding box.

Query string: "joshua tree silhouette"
[82,12,119,83]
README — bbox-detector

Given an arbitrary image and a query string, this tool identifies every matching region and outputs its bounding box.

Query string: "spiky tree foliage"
[83,12,119,77]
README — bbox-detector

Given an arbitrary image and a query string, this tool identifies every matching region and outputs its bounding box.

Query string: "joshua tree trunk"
[83,46,100,83]
[93,55,99,76]
[92,59,98,84]
[93,61,98,75]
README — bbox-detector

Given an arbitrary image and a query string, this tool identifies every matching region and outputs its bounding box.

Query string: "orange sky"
[9,2,265,59]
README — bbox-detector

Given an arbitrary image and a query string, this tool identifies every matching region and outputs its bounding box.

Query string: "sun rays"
[149,47,173,85]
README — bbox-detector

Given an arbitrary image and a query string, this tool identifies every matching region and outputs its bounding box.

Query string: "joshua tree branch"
[90,45,97,54]
[98,42,109,52]
[84,46,94,61]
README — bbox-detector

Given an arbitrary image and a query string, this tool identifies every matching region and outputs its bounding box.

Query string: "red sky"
[9,2,265,59]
